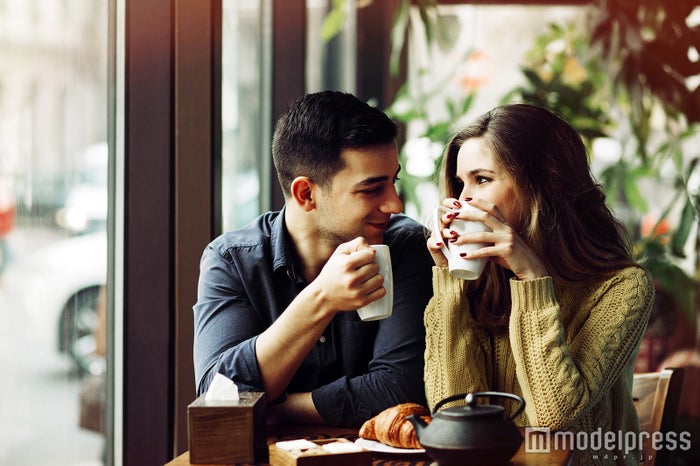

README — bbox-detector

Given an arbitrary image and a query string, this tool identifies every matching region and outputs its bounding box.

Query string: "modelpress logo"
[525,427,692,460]
[525,427,552,453]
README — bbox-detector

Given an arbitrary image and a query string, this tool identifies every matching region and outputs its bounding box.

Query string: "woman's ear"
[290,176,316,211]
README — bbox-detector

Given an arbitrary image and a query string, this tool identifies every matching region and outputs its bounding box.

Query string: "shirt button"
[319,335,326,343]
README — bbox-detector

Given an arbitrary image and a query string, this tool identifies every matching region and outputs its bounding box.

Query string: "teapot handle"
[433,391,526,421]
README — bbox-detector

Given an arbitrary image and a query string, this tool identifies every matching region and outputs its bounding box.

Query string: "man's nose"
[383,187,403,214]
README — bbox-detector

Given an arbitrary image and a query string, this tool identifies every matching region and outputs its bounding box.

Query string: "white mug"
[356,244,394,321]
[433,204,491,280]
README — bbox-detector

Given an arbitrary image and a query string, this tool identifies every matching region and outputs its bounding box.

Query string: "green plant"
[507,1,700,325]
[501,22,611,146]
[587,0,700,322]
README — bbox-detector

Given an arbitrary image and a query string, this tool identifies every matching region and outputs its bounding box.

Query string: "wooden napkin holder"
[268,438,372,466]
[187,392,267,464]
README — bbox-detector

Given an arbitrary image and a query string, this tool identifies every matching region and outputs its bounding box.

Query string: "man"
[193,91,433,427]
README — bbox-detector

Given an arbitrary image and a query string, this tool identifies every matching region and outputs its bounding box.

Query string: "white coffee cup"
[433,204,491,280]
[356,244,394,321]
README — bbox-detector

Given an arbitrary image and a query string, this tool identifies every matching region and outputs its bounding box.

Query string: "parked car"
[3,230,106,376]
[55,142,108,235]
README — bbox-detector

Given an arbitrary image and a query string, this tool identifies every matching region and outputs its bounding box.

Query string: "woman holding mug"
[424,103,653,464]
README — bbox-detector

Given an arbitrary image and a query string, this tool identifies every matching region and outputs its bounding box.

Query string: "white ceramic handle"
[434,205,454,260]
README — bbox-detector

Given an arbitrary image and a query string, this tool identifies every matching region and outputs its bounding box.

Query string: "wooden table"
[165,425,572,466]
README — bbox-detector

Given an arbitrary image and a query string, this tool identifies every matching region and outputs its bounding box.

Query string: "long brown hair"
[440,103,637,329]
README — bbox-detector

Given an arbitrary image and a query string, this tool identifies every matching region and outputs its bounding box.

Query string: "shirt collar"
[270,206,300,281]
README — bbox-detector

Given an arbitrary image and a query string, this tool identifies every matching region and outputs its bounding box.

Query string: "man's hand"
[256,236,386,401]
[310,237,387,314]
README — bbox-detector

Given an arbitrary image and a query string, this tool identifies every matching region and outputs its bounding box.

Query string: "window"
[221,1,271,231]
[0,0,108,464]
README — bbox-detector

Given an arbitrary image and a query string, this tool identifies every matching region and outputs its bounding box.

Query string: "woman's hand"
[428,198,548,281]
[425,198,463,267]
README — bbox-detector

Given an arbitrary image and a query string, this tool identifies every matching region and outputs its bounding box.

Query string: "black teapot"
[407,391,525,465]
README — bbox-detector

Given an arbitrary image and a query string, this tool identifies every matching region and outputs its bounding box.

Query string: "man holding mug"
[193,91,433,427]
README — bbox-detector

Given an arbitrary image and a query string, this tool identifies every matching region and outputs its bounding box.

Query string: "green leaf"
[460,93,475,115]
[649,260,696,320]
[320,2,347,42]
[417,0,434,48]
[622,175,648,212]
[389,0,410,76]
[671,196,696,257]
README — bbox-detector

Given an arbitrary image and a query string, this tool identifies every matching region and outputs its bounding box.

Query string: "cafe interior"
[1,0,699,465]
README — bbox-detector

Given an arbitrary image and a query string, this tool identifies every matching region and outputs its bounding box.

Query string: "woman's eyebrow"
[469,168,497,175]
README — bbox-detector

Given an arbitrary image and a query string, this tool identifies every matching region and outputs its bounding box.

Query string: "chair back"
[632,367,684,466]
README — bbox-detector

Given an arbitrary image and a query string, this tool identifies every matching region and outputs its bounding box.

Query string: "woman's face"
[455,137,522,229]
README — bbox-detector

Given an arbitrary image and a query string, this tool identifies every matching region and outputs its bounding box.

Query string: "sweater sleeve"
[424,267,489,411]
[509,267,653,430]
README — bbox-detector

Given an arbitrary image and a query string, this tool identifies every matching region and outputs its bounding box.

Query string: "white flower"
[404,137,443,177]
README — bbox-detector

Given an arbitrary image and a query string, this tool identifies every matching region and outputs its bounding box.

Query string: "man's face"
[314,143,403,246]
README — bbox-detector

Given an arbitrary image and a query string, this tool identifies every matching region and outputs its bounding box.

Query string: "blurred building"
[0,0,107,223]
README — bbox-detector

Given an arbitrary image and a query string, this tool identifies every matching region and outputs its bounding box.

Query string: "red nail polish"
[449,238,457,243]
[453,200,461,207]
[460,252,467,257]
[450,231,458,236]
[436,242,443,247]
[464,197,472,202]
[446,213,455,219]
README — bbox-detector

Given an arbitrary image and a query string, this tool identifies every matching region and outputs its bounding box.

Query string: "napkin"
[204,373,240,401]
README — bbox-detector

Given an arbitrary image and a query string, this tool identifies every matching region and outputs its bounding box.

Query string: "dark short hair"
[272,91,398,198]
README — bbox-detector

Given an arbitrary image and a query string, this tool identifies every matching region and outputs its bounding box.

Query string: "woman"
[424,103,653,464]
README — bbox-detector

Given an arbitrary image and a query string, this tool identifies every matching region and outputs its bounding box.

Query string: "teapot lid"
[433,392,526,422]
[438,393,505,418]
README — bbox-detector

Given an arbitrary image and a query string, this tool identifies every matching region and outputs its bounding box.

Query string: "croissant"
[359,402,431,449]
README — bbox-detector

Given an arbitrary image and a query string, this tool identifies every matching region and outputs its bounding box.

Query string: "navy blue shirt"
[193,208,433,426]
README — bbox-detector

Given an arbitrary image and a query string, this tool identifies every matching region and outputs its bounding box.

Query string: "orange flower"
[640,213,671,243]
[454,51,494,93]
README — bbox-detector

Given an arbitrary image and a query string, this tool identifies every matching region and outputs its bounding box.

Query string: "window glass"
[306,0,356,93]
[0,0,108,464]
[221,0,268,231]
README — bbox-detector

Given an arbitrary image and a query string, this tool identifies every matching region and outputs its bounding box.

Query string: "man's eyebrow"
[356,175,389,187]
[355,167,401,186]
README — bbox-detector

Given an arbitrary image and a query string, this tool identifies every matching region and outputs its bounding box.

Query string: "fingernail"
[449,238,458,243]
[450,231,458,236]
[464,197,472,202]
[459,252,467,257]
[436,242,443,247]
[446,213,455,219]
[453,200,461,207]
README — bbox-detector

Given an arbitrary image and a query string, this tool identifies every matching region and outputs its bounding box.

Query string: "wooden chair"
[632,367,684,466]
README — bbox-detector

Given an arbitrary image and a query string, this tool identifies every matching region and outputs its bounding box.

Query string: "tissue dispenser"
[187,392,266,464]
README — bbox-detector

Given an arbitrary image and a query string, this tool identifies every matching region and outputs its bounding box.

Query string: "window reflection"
[221,1,267,231]
[0,0,107,464]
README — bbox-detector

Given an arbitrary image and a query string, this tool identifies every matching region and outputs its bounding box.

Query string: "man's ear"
[290,176,316,211]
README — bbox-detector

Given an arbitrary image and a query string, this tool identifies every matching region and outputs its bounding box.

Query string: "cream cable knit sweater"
[424,266,654,465]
